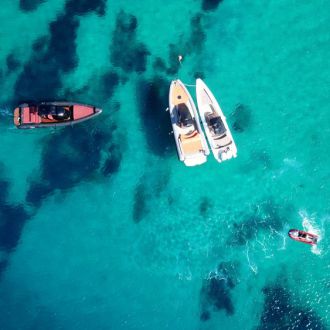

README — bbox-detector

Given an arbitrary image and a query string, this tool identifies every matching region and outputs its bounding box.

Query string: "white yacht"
[169,80,209,166]
[196,78,237,162]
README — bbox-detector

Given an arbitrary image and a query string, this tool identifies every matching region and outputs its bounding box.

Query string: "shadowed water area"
[0,0,329,329]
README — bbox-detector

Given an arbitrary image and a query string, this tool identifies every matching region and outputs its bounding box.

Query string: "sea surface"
[0,1,329,329]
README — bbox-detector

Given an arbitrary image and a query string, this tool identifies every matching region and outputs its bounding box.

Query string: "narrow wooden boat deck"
[180,131,203,155]
[170,81,189,106]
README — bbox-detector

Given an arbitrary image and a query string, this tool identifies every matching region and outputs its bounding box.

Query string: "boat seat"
[22,106,40,124]
[180,127,196,137]
[180,132,203,155]
[214,135,232,149]
[213,133,227,140]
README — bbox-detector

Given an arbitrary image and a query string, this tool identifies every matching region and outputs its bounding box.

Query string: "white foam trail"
[274,224,289,251]
[177,269,192,281]
[0,107,13,117]
[206,271,226,281]
[283,157,302,169]
[299,210,322,255]
[245,242,258,274]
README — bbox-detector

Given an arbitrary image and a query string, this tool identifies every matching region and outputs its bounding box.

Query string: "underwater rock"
[65,0,107,16]
[153,57,167,73]
[257,284,327,330]
[136,76,174,156]
[230,221,255,245]
[154,168,171,197]
[41,127,104,188]
[0,174,31,278]
[101,71,120,100]
[186,14,206,54]
[202,0,223,12]
[32,36,48,52]
[14,12,79,102]
[167,195,174,206]
[62,85,91,104]
[166,44,181,75]
[153,14,206,76]
[200,261,239,320]
[200,310,211,321]
[26,182,54,208]
[194,71,205,79]
[0,179,9,203]
[0,204,30,252]
[15,0,105,103]
[132,165,170,223]
[6,54,20,73]
[133,182,148,223]
[0,177,30,253]
[228,200,287,246]
[110,101,121,113]
[110,11,150,74]
[102,144,122,177]
[199,197,212,216]
[0,260,8,276]
[47,13,79,72]
[231,103,251,133]
[253,151,272,170]
[19,0,44,12]
[26,123,121,208]
[153,43,187,76]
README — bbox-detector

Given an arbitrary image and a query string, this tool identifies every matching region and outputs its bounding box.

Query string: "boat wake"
[245,242,258,274]
[299,210,322,255]
[274,224,290,251]
[0,107,13,117]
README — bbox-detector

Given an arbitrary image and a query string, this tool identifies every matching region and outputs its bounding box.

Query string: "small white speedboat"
[196,78,237,162]
[169,80,209,166]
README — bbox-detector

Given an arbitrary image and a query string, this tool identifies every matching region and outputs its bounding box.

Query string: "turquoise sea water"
[0,0,329,329]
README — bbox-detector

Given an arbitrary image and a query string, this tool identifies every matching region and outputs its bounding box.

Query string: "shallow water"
[0,1,329,329]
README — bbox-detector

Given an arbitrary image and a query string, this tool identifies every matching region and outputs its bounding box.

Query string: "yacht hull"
[196,79,237,163]
[169,80,209,166]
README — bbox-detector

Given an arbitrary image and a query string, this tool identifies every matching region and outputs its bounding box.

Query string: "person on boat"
[299,231,316,243]
[54,106,70,120]
[298,232,307,239]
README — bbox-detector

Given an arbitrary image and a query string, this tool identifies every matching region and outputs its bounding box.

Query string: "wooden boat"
[14,102,102,129]
[169,80,209,166]
[288,229,318,245]
[196,78,237,163]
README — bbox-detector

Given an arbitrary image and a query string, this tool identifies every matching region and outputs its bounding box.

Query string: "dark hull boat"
[288,229,318,245]
[14,102,102,129]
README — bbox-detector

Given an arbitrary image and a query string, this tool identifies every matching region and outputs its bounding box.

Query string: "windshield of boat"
[209,116,226,135]
[177,103,194,127]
